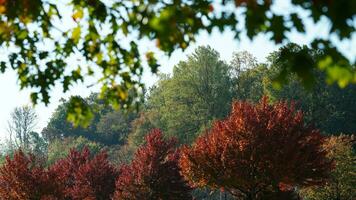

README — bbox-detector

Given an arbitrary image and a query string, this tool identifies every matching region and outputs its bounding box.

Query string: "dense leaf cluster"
[180,97,332,199]
[114,129,192,200]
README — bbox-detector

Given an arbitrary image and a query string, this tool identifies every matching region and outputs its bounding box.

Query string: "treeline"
[0,45,355,199]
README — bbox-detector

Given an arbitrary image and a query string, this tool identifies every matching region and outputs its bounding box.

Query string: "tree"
[130,46,234,144]
[41,96,102,143]
[0,0,353,126]
[180,97,332,200]
[229,51,267,102]
[128,111,162,147]
[47,136,102,165]
[96,110,137,145]
[0,148,118,199]
[265,46,356,135]
[0,151,61,199]
[42,94,137,146]
[50,147,118,199]
[114,129,192,200]
[7,106,38,150]
[300,135,356,200]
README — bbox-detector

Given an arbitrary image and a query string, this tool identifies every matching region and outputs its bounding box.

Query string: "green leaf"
[72,26,81,44]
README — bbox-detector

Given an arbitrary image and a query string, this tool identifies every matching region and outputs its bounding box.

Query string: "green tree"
[96,110,137,145]
[130,46,234,144]
[47,136,102,165]
[0,0,354,126]
[229,51,267,102]
[42,94,137,145]
[128,110,163,147]
[265,46,356,135]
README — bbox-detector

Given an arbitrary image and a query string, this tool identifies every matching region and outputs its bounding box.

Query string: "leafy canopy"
[0,0,354,126]
[114,129,192,200]
[180,97,332,199]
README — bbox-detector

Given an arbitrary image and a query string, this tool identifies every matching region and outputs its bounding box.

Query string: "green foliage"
[42,93,137,145]
[128,111,162,147]
[264,48,356,135]
[96,109,137,145]
[130,46,234,144]
[230,51,267,102]
[0,0,354,126]
[47,136,102,165]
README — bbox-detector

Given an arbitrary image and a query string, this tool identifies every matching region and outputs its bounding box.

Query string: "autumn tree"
[50,147,118,200]
[300,135,356,200]
[0,151,61,199]
[114,129,192,200]
[180,97,332,200]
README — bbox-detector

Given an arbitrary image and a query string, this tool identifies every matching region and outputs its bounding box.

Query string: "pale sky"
[0,0,355,140]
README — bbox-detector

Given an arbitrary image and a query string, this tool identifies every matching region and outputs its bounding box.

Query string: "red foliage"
[0,151,61,199]
[114,129,192,200]
[180,97,332,199]
[50,147,118,200]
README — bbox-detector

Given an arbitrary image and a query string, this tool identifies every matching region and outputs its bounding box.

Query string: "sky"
[0,0,355,140]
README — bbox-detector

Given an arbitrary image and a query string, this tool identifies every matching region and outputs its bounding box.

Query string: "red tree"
[50,147,118,200]
[0,151,61,199]
[113,129,192,200]
[180,97,332,200]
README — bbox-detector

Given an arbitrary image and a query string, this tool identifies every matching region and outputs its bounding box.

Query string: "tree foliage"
[51,148,118,200]
[114,129,192,200]
[47,136,102,165]
[0,0,354,126]
[42,94,137,146]
[300,135,356,200]
[180,97,332,199]
[265,47,356,135]
[0,151,60,199]
[0,148,118,199]
[130,46,234,144]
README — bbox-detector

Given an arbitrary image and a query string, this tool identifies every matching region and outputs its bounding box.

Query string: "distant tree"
[42,94,137,146]
[130,46,234,144]
[41,96,100,143]
[7,106,38,150]
[230,51,259,78]
[128,111,162,147]
[107,144,135,166]
[114,129,192,200]
[230,51,265,103]
[300,135,356,200]
[265,48,356,135]
[96,110,137,145]
[28,131,48,158]
[180,98,332,200]
[47,136,102,165]
[0,151,61,199]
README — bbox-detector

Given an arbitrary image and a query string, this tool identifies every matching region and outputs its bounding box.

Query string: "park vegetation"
[0,46,355,199]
